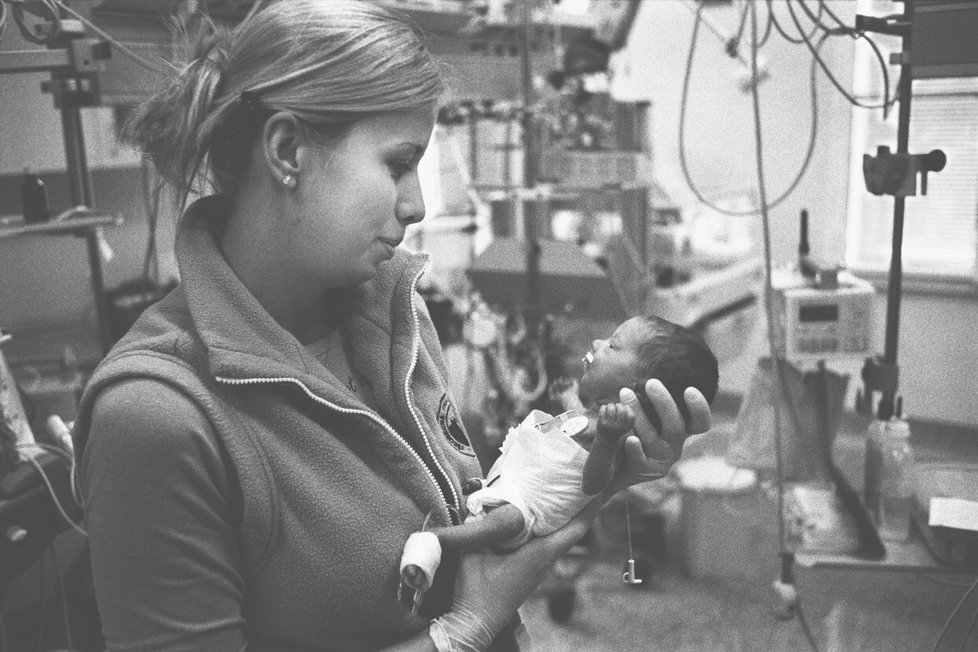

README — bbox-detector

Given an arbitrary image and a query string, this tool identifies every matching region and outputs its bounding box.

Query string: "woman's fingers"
[642,379,685,446]
[683,386,713,435]
[618,386,671,460]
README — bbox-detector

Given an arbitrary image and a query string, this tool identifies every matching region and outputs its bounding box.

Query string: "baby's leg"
[400,504,525,611]
[580,403,635,495]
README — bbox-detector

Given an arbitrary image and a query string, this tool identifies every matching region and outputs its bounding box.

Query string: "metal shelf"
[0,212,122,240]
[796,531,977,575]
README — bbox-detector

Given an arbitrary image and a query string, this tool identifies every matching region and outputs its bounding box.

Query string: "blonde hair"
[123,0,444,204]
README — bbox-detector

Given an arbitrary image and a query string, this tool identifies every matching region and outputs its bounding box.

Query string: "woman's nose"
[395,175,426,225]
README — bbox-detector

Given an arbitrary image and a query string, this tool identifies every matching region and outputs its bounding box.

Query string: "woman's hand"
[615,379,712,486]
[433,501,599,650]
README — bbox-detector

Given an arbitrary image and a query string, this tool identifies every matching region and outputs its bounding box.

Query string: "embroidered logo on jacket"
[437,394,474,456]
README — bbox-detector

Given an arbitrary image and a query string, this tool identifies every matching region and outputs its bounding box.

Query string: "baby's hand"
[596,403,635,439]
[582,403,634,495]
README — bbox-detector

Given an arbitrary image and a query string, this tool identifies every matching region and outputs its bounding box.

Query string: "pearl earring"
[281,174,296,188]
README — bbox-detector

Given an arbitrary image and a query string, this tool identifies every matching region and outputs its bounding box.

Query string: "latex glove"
[430,500,599,651]
[615,380,712,486]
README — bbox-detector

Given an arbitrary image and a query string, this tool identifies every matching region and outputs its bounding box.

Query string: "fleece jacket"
[72,196,494,651]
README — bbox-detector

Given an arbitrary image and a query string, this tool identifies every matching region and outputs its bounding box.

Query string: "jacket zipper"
[213,262,460,523]
[216,374,454,523]
[404,264,462,516]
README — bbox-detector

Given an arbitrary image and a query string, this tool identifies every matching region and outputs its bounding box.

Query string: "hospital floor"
[519,489,976,652]
[518,419,978,652]
[5,420,977,652]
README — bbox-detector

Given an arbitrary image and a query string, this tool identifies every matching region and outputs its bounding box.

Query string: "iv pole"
[0,13,116,356]
[857,0,946,421]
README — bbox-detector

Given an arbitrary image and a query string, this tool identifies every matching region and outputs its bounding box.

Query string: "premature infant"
[399,315,718,609]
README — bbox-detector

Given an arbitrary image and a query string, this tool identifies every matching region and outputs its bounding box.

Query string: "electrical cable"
[748,0,785,592]
[856,31,893,118]
[765,0,816,45]
[15,445,88,539]
[678,2,821,217]
[817,0,855,35]
[731,0,749,54]
[747,5,819,651]
[756,0,774,49]
[25,456,87,538]
[812,0,899,115]
[35,551,45,652]
[960,602,978,652]
[932,574,978,652]
[795,593,821,652]
[916,573,978,589]
[796,0,850,37]
[784,0,891,114]
[49,545,75,652]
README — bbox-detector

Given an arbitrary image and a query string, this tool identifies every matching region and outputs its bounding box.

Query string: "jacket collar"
[176,195,429,384]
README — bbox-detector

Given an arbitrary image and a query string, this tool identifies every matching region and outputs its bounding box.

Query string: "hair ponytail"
[123,0,445,207]
[121,13,233,204]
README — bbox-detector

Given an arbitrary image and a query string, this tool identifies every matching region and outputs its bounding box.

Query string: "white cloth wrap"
[400,531,442,581]
[465,410,594,547]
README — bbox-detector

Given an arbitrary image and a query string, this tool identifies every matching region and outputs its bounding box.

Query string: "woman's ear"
[262,112,302,185]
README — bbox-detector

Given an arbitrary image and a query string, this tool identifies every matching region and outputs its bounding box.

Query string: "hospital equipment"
[770,268,874,361]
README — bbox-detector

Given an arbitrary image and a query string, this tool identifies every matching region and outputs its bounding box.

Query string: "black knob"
[922,149,946,172]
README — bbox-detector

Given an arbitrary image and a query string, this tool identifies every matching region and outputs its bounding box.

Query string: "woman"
[72,2,712,650]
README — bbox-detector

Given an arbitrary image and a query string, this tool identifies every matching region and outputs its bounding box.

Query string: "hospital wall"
[0,2,976,429]
[614,0,978,428]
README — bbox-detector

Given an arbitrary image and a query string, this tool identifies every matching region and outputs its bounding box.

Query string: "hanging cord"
[15,443,87,538]
[931,574,978,652]
[765,0,823,45]
[49,545,75,652]
[747,4,819,651]
[784,0,893,115]
[679,1,821,217]
[625,493,635,562]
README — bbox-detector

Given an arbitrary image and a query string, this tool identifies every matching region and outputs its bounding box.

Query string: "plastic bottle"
[20,168,50,224]
[864,418,915,542]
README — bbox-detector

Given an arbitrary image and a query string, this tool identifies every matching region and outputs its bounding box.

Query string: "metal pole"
[520,0,541,342]
[59,85,112,355]
[877,0,914,420]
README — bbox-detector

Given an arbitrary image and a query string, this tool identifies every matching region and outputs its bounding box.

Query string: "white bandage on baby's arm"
[400,531,442,584]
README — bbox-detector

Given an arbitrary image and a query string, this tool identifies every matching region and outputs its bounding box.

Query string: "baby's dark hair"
[632,315,719,422]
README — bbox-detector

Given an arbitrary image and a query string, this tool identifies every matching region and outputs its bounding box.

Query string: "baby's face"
[579,317,647,404]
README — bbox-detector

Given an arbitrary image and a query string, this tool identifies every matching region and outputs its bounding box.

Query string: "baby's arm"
[580,403,635,495]
[400,505,525,610]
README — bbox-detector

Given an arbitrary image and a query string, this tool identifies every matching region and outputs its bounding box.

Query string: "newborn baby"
[399,315,718,609]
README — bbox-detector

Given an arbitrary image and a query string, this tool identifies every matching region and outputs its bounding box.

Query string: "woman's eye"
[389,160,413,180]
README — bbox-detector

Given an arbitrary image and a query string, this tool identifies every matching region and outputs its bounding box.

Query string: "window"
[845,6,978,289]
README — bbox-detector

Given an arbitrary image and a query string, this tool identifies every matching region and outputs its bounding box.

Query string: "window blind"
[846,78,978,279]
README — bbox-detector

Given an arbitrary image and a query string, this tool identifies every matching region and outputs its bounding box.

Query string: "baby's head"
[578,315,719,422]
